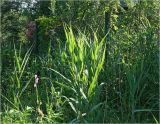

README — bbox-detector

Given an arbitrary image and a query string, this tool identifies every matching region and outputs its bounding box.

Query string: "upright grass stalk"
[60,25,107,122]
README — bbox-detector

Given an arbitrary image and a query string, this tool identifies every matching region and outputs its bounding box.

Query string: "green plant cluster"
[1,0,159,123]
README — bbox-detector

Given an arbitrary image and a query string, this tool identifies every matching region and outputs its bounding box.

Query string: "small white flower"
[34,74,40,87]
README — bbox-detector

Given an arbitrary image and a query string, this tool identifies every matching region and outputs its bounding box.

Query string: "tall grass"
[1,24,159,123]
[60,25,106,122]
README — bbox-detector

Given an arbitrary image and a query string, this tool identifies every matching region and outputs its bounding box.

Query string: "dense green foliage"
[1,0,159,123]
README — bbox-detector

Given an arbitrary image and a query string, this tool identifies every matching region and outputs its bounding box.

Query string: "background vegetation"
[1,0,159,123]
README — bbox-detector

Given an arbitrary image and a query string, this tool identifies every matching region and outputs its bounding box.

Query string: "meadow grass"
[1,25,159,123]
